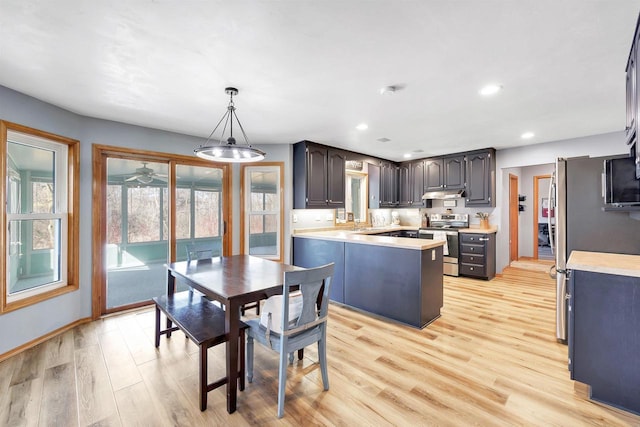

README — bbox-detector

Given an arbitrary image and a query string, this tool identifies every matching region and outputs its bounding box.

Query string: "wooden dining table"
[166,255,302,414]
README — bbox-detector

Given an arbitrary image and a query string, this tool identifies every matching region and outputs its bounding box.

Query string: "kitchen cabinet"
[368,162,381,208]
[399,160,427,207]
[423,154,465,192]
[459,232,495,280]
[625,14,640,178]
[380,160,398,207]
[424,158,444,192]
[293,141,346,209]
[465,149,495,207]
[568,268,640,415]
[293,235,444,328]
[443,155,465,190]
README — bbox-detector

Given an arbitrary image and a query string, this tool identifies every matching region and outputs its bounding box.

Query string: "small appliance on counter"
[418,213,469,276]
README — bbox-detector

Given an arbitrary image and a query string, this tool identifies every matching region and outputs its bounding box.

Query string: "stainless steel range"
[418,213,469,276]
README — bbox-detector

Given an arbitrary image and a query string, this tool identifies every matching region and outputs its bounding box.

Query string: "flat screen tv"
[604,157,640,206]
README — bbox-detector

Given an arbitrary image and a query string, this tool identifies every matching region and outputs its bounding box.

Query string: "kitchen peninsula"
[293,227,444,328]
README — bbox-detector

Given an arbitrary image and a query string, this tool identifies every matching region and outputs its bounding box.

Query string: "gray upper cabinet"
[443,155,465,190]
[293,141,345,209]
[424,154,465,192]
[424,158,444,192]
[380,161,398,207]
[368,162,380,209]
[465,149,495,207]
[625,14,640,178]
[399,160,426,207]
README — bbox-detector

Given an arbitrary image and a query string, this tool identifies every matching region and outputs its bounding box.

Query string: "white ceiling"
[1,1,639,162]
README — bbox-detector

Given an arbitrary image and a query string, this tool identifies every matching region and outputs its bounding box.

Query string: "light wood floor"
[2,267,639,426]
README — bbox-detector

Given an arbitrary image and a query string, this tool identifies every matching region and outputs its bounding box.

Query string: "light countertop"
[293,228,444,250]
[567,251,640,278]
[458,226,498,234]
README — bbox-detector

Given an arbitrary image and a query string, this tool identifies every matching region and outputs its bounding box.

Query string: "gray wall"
[495,131,631,273]
[0,85,293,355]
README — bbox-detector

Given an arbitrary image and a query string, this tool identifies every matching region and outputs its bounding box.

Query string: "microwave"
[603,156,640,206]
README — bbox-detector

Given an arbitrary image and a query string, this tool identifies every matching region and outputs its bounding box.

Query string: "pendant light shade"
[194,87,265,163]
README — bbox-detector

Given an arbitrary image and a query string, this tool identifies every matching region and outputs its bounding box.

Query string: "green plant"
[476,212,489,220]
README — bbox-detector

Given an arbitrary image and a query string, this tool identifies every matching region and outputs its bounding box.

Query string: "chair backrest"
[281,263,334,335]
[185,243,214,262]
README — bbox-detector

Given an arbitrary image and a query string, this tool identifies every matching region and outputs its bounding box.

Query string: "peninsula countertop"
[293,227,444,250]
[567,250,640,278]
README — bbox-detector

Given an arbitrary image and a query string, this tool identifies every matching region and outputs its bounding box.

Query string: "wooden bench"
[153,291,248,411]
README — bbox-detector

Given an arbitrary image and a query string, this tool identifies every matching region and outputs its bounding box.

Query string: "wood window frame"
[0,121,80,313]
[240,162,284,262]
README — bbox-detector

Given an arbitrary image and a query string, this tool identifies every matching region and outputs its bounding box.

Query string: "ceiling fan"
[125,162,167,184]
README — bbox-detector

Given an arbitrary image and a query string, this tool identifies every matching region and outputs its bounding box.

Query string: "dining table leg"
[225,301,240,413]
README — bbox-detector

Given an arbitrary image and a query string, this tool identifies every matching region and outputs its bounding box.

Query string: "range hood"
[421,189,465,200]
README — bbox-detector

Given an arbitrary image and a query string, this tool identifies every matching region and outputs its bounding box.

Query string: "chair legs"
[199,343,208,411]
[277,341,288,419]
[246,334,254,383]
[318,337,329,391]
[154,305,161,348]
[199,328,247,411]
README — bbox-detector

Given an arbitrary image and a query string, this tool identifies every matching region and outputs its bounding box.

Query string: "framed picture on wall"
[542,198,554,217]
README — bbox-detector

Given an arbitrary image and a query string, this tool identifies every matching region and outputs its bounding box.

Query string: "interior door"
[509,174,519,263]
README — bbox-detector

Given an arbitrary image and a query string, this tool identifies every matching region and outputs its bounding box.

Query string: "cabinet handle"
[470,267,474,270]
[479,238,489,241]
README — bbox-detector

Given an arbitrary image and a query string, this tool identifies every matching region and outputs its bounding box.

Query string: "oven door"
[418,229,460,262]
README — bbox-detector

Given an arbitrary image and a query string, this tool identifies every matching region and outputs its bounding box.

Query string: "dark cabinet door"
[380,161,398,207]
[465,150,495,207]
[327,149,346,208]
[409,161,425,207]
[293,141,346,208]
[424,158,444,192]
[443,155,465,190]
[306,145,329,207]
[398,163,411,206]
[626,43,637,147]
[368,162,380,209]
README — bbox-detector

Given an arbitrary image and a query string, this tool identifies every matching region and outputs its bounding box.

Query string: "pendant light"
[194,87,265,163]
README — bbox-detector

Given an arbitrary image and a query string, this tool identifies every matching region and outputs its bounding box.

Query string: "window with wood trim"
[1,121,79,313]
[241,163,284,261]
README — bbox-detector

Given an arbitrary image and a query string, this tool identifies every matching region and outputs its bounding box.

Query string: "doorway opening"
[533,175,554,260]
[92,145,231,317]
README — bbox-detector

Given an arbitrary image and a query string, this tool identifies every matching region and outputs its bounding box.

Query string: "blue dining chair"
[245,263,334,418]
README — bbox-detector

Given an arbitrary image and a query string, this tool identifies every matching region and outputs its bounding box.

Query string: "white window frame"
[1,121,79,313]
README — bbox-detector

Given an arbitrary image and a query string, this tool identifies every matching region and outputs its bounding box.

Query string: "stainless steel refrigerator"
[550,156,640,343]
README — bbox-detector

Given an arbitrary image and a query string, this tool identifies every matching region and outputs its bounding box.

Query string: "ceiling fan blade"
[156,176,168,182]
[156,173,168,177]
[125,175,140,182]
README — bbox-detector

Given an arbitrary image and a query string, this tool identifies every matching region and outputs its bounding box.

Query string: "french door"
[92,145,231,316]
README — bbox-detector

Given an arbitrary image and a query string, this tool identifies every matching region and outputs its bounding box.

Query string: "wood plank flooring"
[1,267,639,426]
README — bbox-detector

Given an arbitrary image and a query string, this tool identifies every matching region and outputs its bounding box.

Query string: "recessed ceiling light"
[380,86,396,95]
[403,153,412,159]
[479,84,503,96]
[521,132,535,139]
[356,123,368,131]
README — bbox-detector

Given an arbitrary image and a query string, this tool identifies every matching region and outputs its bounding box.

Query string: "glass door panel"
[105,158,168,309]
[245,168,280,260]
[175,164,224,261]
